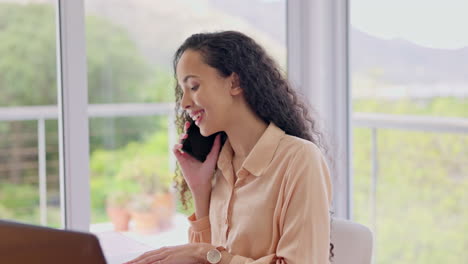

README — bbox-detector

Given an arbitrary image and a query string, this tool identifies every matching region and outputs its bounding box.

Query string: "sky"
[351,0,468,49]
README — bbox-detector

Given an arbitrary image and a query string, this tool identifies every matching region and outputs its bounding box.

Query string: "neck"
[224,105,268,159]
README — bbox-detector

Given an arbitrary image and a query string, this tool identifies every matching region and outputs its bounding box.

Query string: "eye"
[191,85,200,91]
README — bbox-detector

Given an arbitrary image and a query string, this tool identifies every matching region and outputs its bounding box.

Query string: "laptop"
[0,219,110,264]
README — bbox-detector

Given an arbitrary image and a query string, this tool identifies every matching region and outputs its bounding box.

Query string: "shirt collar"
[217,122,285,178]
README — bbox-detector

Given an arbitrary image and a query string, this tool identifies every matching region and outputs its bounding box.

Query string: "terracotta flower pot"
[131,210,159,234]
[106,207,131,232]
[153,192,175,231]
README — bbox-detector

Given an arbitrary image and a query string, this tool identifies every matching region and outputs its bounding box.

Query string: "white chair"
[330,218,373,264]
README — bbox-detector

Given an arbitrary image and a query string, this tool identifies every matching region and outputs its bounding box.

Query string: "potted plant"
[152,171,176,231]
[104,175,140,232]
[128,193,159,234]
[106,190,131,232]
[117,155,175,234]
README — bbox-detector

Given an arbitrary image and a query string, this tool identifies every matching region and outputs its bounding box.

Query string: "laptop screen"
[0,220,107,264]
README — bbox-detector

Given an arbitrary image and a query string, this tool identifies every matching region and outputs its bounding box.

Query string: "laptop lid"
[0,219,107,264]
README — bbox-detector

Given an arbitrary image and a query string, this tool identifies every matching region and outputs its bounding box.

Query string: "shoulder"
[277,135,332,199]
[277,134,324,162]
[275,135,330,184]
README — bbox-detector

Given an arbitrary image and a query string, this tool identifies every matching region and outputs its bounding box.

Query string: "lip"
[195,113,204,126]
[189,109,204,119]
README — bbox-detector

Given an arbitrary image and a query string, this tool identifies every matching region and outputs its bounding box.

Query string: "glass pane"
[0,0,61,228]
[351,0,468,263]
[85,0,287,255]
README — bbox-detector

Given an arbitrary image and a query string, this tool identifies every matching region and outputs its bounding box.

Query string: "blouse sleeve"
[217,143,333,264]
[187,213,212,244]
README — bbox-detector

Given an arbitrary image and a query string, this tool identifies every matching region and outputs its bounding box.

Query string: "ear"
[229,72,243,96]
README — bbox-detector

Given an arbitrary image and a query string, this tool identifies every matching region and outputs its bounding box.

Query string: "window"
[0,0,62,228]
[351,0,468,262]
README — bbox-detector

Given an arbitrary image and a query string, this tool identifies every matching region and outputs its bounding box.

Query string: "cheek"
[212,96,232,112]
[205,99,226,120]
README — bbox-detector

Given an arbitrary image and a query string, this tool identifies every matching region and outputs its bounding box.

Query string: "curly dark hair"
[172,30,333,260]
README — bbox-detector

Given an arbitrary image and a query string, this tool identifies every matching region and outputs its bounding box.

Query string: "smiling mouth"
[191,110,205,124]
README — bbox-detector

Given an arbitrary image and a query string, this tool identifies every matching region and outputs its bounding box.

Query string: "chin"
[199,124,220,137]
[199,129,209,137]
[199,127,213,137]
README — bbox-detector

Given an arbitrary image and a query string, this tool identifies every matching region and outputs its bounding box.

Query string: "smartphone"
[181,122,225,162]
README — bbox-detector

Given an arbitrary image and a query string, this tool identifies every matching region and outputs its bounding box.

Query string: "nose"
[181,91,192,110]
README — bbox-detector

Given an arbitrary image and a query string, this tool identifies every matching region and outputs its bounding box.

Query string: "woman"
[125,31,333,264]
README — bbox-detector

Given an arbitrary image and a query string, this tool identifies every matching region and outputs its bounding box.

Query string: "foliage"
[0,183,39,213]
[128,194,155,213]
[0,3,174,155]
[0,3,175,205]
[352,97,468,264]
[116,155,171,195]
[353,97,468,118]
[89,118,173,217]
[106,190,132,208]
[0,3,155,106]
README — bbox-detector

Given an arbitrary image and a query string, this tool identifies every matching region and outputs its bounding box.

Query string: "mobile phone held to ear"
[181,123,225,162]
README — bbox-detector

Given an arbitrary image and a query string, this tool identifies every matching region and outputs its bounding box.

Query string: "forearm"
[193,192,211,219]
[192,184,212,219]
[188,186,212,244]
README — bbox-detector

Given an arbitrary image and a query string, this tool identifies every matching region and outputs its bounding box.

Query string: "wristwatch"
[206,246,226,264]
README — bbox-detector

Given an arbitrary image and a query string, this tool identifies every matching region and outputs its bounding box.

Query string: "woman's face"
[176,49,236,136]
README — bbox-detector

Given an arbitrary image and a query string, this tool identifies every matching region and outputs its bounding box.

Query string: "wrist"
[194,195,210,220]
[191,184,212,198]
[196,244,215,263]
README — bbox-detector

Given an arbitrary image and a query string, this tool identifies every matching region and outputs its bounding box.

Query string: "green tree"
[0,3,162,106]
[0,3,174,225]
[352,97,468,264]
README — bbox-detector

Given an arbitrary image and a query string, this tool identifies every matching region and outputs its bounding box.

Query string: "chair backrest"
[330,218,373,264]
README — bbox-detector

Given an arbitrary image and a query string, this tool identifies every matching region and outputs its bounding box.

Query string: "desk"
[93,214,189,264]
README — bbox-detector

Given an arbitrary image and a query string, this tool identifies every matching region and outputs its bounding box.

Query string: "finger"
[125,247,169,264]
[184,121,191,133]
[173,147,198,164]
[178,133,188,143]
[157,255,171,264]
[173,143,184,154]
[133,251,170,264]
[172,145,192,163]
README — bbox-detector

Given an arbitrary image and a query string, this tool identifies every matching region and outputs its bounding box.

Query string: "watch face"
[207,249,222,263]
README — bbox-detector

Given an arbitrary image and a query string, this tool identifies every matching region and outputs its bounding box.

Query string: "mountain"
[203,0,468,89]
[2,0,467,95]
[84,0,287,68]
[350,28,468,85]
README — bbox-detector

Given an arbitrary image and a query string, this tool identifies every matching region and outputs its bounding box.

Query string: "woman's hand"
[173,121,222,196]
[123,243,213,264]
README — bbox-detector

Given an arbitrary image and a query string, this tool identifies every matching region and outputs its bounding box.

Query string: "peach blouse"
[188,123,332,263]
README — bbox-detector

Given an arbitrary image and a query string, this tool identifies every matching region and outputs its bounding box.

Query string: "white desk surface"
[93,214,190,264]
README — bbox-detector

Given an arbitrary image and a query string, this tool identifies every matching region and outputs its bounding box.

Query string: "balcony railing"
[352,112,468,239]
[0,103,176,226]
[1,104,467,227]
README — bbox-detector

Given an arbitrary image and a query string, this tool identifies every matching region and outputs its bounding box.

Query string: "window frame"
[287,0,351,219]
[56,0,90,231]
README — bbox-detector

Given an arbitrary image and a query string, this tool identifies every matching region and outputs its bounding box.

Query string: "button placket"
[224,185,236,240]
